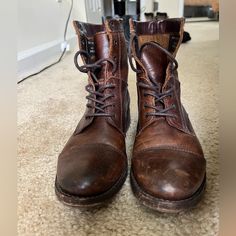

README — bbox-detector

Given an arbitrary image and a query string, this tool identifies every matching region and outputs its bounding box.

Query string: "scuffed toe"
[57,144,126,197]
[132,148,206,201]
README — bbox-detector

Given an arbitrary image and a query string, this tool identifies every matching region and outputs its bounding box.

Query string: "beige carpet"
[18,22,219,236]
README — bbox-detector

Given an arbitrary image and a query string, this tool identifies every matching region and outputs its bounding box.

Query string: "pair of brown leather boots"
[55,18,206,213]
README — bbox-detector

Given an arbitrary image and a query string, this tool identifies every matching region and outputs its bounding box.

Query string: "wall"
[17,0,87,79]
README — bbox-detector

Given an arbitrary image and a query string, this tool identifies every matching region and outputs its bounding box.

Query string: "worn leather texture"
[130,18,206,201]
[56,19,130,198]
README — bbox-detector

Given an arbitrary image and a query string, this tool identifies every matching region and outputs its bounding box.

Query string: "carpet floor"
[18,21,219,236]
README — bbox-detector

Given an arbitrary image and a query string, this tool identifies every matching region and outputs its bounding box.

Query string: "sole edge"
[130,170,206,213]
[55,168,128,208]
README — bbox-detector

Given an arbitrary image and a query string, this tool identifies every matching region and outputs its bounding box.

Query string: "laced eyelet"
[113,40,118,46]
[74,49,119,118]
[78,23,83,30]
[109,21,114,29]
[81,38,85,46]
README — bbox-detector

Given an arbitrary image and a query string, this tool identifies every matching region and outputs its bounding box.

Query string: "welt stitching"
[65,143,126,158]
[134,146,203,158]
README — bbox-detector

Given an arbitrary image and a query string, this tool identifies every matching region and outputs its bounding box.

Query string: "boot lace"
[129,40,178,118]
[139,82,176,117]
[74,50,117,118]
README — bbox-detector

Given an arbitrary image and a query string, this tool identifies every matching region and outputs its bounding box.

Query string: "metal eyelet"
[81,40,85,46]
[78,23,83,30]
[109,21,114,29]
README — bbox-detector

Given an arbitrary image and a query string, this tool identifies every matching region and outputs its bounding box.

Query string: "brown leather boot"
[55,19,130,207]
[129,18,206,213]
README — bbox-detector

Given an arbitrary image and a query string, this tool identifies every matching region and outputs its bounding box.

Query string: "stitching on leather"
[133,146,203,158]
[67,143,126,158]
[118,32,122,131]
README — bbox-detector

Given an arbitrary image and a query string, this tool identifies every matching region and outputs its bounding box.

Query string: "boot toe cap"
[57,144,127,197]
[132,148,206,201]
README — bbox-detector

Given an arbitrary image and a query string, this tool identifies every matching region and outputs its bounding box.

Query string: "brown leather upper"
[56,19,130,197]
[129,18,206,201]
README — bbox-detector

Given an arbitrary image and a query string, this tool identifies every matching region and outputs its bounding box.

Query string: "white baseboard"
[17,35,77,82]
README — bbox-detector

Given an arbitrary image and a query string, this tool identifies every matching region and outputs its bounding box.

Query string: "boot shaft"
[73,19,128,81]
[129,18,184,52]
[129,18,195,135]
[129,18,185,81]
[73,19,130,134]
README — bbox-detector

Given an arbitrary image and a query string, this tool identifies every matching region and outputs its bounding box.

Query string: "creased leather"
[130,18,206,201]
[56,19,130,198]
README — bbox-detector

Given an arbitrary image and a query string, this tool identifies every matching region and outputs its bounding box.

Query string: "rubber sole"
[130,170,206,213]
[55,168,128,207]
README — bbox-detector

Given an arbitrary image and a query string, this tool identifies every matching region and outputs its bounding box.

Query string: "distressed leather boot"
[55,19,130,207]
[129,18,206,213]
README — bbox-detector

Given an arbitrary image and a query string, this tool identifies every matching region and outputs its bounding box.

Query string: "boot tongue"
[140,44,168,85]
[140,44,169,113]
[94,32,109,80]
[94,32,109,59]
